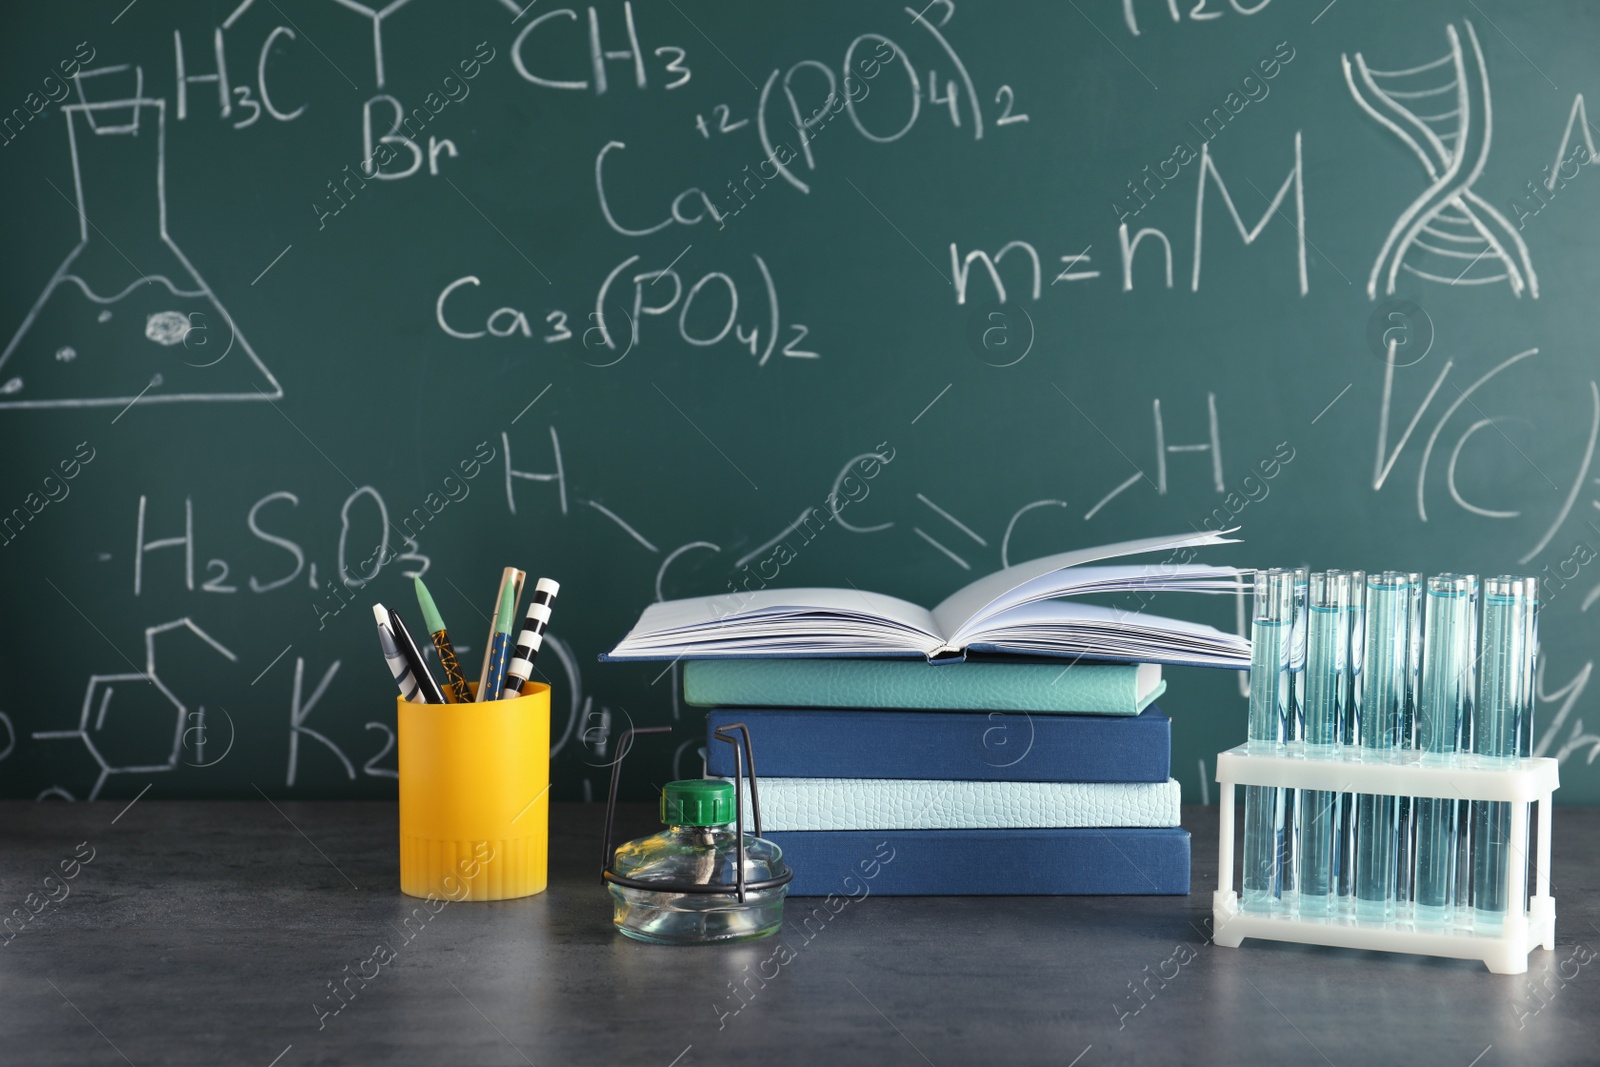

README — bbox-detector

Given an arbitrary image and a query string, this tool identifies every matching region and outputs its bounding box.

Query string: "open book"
[604,531,1251,668]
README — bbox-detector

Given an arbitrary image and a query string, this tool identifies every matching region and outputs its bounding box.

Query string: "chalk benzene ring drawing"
[31,618,238,799]
[1342,21,1537,299]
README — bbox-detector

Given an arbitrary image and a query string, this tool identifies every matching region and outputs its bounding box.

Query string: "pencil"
[502,578,559,698]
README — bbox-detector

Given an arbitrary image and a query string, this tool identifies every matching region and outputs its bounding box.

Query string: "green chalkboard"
[3,0,1599,805]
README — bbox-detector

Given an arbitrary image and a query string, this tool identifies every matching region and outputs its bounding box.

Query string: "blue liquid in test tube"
[1472,577,1537,930]
[1414,573,1478,926]
[1297,571,1352,917]
[1338,573,1365,908]
[1516,579,1542,915]
[1280,567,1308,910]
[1243,569,1296,913]
[1394,572,1423,913]
[1355,573,1417,922]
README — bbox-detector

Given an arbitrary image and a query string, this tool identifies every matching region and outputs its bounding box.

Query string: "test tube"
[1456,658,1478,926]
[1297,571,1352,917]
[1354,572,1417,922]
[1519,586,1540,759]
[1472,577,1537,930]
[1291,568,1310,728]
[1414,573,1478,926]
[1337,572,1365,908]
[1518,585,1540,913]
[1243,569,1296,913]
[1280,567,1309,909]
[1395,571,1423,912]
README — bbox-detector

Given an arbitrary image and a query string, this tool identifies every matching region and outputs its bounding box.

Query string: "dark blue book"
[706,706,1170,782]
[770,827,1190,896]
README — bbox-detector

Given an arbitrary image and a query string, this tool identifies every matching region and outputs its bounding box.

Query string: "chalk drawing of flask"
[0,91,282,410]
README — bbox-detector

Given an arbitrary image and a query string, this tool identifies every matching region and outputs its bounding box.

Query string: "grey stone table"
[4,801,1598,1067]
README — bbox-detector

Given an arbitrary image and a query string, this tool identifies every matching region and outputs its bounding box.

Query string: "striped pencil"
[503,578,560,698]
[373,603,426,703]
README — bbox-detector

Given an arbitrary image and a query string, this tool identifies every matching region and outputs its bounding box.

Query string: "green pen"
[480,582,516,702]
[416,577,472,704]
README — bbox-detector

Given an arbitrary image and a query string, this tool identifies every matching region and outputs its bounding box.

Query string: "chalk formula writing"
[436,255,817,366]
[128,480,468,600]
[512,2,690,94]
[950,132,1308,303]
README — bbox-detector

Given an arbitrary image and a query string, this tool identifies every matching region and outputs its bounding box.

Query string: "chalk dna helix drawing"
[0,69,281,410]
[1342,21,1538,299]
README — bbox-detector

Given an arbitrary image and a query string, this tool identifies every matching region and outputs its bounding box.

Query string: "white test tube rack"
[1212,745,1558,974]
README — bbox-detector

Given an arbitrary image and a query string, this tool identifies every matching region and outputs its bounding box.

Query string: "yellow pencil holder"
[398,683,550,901]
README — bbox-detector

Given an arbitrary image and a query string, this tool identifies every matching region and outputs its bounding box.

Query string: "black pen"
[389,607,446,705]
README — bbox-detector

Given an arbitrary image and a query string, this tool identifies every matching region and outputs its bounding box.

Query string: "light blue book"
[603,531,1249,669]
[737,777,1181,831]
[774,827,1190,896]
[687,659,1165,715]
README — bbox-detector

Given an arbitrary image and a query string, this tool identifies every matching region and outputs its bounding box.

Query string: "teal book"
[684,658,1165,715]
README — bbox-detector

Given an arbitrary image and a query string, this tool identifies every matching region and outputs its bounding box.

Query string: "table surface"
[3,801,1597,1067]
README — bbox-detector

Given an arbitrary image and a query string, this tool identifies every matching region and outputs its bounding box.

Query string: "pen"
[480,582,516,702]
[415,576,471,704]
[475,567,524,696]
[503,577,559,698]
[373,604,426,703]
[389,606,446,705]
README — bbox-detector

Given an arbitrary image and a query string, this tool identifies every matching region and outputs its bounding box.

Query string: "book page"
[605,588,939,659]
[961,600,1251,667]
[946,564,1242,646]
[929,530,1239,640]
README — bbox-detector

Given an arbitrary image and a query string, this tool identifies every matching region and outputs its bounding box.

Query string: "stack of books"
[606,532,1249,896]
